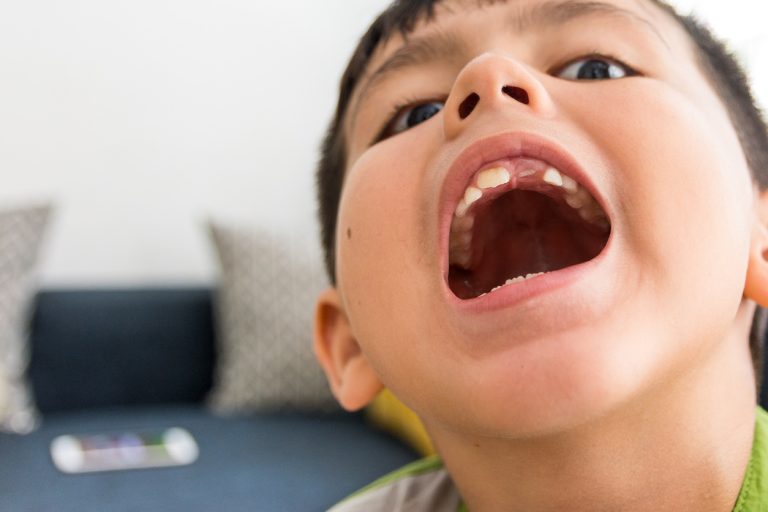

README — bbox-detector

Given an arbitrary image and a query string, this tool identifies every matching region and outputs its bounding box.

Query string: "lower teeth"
[488,272,545,293]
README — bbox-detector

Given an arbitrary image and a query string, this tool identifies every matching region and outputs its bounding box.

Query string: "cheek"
[573,78,753,332]
[335,136,441,379]
[337,150,409,291]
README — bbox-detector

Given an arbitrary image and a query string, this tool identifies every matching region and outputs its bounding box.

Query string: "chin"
[422,319,667,440]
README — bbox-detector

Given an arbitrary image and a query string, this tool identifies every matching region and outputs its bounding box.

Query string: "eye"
[384,101,445,138]
[556,56,636,80]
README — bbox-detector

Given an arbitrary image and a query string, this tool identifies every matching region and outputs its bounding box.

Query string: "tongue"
[449,190,607,299]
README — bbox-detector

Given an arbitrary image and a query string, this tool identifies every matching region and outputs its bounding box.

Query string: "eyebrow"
[350,0,669,124]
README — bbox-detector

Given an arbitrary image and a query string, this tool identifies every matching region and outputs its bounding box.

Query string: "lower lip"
[443,229,614,315]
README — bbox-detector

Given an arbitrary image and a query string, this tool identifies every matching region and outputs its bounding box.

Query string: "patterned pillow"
[207,221,337,413]
[0,204,51,433]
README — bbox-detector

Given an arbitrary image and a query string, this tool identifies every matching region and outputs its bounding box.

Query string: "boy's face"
[324,0,759,436]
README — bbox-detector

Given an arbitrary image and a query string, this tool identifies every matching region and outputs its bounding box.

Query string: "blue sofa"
[0,289,417,512]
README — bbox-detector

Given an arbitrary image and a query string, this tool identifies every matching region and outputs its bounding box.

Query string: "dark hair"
[315,0,768,386]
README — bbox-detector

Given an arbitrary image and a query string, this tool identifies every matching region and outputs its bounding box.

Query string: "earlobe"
[313,288,383,411]
[745,190,768,307]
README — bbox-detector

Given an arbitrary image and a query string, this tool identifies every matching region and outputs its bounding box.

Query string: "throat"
[432,399,755,512]
[448,189,608,299]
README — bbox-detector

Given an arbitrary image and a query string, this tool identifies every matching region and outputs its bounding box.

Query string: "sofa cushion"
[0,204,51,433]
[0,405,417,511]
[207,222,336,413]
[29,289,216,413]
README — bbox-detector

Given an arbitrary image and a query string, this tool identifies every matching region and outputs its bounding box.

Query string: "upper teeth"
[448,160,609,269]
[464,186,482,205]
[542,168,564,187]
[477,167,511,189]
[561,174,579,194]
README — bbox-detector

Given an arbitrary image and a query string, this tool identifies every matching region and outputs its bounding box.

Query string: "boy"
[313,0,768,510]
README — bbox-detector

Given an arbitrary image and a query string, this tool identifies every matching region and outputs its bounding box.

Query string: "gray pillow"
[0,204,51,433]
[207,222,337,413]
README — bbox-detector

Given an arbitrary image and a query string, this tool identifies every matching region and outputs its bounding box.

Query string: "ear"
[313,288,383,411]
[745,190,768,307]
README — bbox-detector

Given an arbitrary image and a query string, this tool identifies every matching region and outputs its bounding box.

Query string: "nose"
[443,53,555,140]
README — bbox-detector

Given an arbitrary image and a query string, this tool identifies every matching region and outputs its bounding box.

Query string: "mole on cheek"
[347,227,352,240]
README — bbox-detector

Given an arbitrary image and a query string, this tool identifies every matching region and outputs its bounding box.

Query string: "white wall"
[1,0,765,287]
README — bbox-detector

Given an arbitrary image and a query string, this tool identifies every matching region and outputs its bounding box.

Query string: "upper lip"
[437,131,612,277]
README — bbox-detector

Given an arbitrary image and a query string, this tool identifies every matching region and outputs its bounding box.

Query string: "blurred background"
[1,0,766,287]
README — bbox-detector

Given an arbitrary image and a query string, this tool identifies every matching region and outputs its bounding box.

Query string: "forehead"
[346,0,693,134]
[372,0,681,63]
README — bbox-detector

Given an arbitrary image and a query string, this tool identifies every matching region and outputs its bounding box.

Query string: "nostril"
[502,86,529,105]
[458,93,480,120]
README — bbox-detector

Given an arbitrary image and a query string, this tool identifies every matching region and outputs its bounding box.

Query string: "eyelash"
[373,53,640,144]
[375,95,447,143]
[551,51,640,77]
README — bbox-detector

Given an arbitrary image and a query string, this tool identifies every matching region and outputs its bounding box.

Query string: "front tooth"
[464,186,482,206]
[543,167,564,187]
[476,167,510,189]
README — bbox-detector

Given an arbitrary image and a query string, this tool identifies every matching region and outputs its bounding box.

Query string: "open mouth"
[448,158,611,300]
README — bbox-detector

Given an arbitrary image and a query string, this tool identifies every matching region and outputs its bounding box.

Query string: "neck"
[429,311,758,512]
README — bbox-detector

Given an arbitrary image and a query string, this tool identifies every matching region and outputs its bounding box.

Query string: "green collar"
[732,406,768,511]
